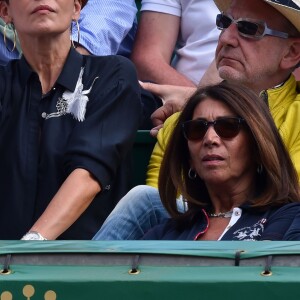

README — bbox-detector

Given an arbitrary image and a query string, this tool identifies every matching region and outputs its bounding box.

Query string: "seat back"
[131,130,156,187]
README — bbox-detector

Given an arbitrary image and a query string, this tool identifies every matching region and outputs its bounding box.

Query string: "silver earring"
[3,22,17,52]
[70,19,80,48]
[257,164,263,174]
[188,168,197,180]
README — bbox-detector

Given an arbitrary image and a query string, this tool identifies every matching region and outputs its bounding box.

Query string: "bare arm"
[139,59,221,136]
[139,81,196,136]
[131,11,196,87]
[29,168,101,240]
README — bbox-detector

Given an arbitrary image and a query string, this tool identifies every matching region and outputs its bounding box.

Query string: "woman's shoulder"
[83,54,137,82]
[271,202,300,215]
[0,59,22,88]
[245,202,300,223]
[86,54,135,70]
[0,58,19,73]
[244,202,300,218]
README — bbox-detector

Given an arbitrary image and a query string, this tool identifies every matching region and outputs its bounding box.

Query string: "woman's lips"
[32,5,55,14]
[202,155,224,161]
[202,155,225,166]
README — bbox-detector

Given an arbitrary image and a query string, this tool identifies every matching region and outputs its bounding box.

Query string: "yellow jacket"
[146,75,300,187]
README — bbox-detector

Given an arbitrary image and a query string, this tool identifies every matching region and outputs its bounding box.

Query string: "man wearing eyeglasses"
[93,0,300,240]
[145,0,300,182]
[215,0,300,94]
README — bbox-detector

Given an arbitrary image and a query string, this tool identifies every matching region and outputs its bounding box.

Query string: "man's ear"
[280,38,300,70]
[0,2,13,24]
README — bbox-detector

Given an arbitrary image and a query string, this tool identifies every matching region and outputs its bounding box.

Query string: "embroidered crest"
[232,219,266,241]
[43,67,99,121]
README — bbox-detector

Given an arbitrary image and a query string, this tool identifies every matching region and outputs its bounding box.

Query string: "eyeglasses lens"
[214,119,241,138]
[183,118,242,141]
[237,21,258,36]
[216,14,260,37]
[184,121,207,140]
[216,14,232,29]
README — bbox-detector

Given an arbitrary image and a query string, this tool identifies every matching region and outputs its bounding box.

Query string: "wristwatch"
[21,231,47,240]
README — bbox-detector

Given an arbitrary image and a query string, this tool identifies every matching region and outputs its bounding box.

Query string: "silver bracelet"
[21,231,47,240]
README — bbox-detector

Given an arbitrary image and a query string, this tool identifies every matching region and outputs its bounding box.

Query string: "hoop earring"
[257,164,263,174]
[3,23,16,52]
[188,168,197,180]
[70,19,80,48]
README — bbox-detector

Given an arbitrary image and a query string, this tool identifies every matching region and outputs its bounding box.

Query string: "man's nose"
[218,23,240,47]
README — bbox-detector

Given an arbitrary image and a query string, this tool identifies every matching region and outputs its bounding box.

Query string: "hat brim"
[213,0,300,32]
[264,0,300,32]
[213,0,232,12]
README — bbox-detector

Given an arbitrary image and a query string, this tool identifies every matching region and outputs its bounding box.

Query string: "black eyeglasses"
[216,13,289,39]
[182,117,245,141]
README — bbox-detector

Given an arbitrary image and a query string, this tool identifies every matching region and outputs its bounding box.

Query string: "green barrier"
[131,130,156,187]
[1,241,300,299]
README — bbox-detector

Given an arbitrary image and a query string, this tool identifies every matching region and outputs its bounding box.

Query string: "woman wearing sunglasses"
[142,81,300,240]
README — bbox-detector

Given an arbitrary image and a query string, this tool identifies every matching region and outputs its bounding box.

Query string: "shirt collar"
[18,55,34,87]
[263,74,298,111]
[18,47,83,93]
[56,47,83,92]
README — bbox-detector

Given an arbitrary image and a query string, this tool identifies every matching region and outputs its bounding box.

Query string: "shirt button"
[105,185,111,190]
[41,112,47,118]
[235,211,240,216]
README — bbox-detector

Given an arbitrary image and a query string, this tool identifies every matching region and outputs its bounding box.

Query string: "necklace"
[208,211,233,218]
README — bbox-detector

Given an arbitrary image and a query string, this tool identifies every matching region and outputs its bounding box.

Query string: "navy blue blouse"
[0,48,142,239]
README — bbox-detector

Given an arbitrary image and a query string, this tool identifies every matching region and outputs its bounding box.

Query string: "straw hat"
[214,0,300,32]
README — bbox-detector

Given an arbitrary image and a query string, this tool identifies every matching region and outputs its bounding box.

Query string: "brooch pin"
[43,67,99,121]
[63,67,98,121]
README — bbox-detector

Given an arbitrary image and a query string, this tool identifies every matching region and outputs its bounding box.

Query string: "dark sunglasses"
[216,13,289,39]
[182,117,245,141]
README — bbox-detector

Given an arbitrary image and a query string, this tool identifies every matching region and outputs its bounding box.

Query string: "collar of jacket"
[259,74,299,110]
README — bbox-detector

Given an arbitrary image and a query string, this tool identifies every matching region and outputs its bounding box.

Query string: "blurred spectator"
[131,0,220,87]
[0,0,137,64]
[74,0,137,57]
[0,18,20,64]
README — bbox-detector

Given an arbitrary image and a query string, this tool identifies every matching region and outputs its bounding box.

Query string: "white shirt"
[141,0,220,84]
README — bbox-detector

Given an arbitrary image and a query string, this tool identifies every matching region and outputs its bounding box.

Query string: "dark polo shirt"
[0,48,142,239]
[143,203,300,241]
